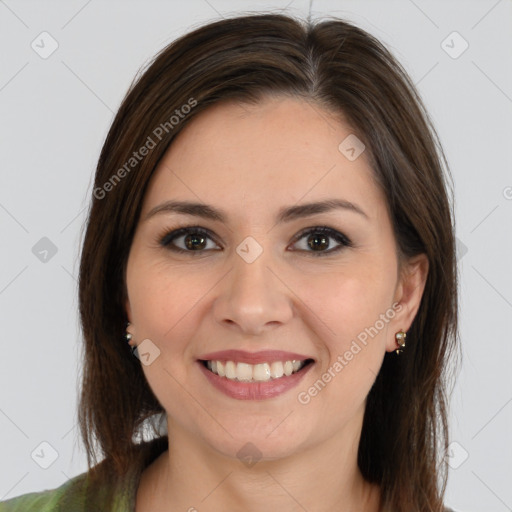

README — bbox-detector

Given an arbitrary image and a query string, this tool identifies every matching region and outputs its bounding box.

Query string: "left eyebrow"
[276,199,368,222]
[144,198,368,223]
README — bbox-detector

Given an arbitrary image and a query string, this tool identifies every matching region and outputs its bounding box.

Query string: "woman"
[0,12,459,512]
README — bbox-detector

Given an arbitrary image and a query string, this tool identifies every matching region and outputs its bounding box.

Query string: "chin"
[198,418,313,463]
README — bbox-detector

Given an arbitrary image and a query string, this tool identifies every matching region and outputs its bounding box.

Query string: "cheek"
[304,260,396,343]
[297,272,393,420]
[126,258,211,419]
[127,256,216,355]
[297,256,396,410]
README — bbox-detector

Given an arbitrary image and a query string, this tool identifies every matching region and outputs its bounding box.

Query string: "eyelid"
[157,224,353,255]
[158,225,222,251]
[290,226,352,248]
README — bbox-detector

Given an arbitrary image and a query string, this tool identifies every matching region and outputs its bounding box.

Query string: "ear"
[125,298,132,322]
[386,253,429,353]
[124,300,137,346]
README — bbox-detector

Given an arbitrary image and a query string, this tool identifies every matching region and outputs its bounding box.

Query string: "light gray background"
[1,0,511,510]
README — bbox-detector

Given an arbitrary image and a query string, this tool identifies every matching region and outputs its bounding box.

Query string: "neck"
[137,410,381,512]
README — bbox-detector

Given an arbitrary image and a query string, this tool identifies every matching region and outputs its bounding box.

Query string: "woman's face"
[125,96,427,460]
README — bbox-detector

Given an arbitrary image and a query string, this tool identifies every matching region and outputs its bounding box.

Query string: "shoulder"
[0,471,89,512]
[0,436,168,512]
[0,465,129,512]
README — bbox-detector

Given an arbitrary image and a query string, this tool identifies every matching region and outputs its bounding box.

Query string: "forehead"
[142,96,385,222]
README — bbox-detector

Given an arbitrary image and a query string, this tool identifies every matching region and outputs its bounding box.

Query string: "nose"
[212,246,294,336]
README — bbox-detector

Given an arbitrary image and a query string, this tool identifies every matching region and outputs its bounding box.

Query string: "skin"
[125,96,428,512]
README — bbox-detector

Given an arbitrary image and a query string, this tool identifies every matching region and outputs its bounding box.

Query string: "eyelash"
[157,225,353,257]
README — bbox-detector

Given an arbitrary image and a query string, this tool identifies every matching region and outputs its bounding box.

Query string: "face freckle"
[124,96,409,461]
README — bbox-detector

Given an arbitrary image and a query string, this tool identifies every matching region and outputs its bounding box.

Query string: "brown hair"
[78,13,458,511]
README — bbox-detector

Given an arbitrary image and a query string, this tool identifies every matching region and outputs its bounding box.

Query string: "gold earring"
[395,330,406,355]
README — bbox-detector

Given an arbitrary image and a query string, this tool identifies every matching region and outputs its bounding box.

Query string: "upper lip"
[198,349,314,365]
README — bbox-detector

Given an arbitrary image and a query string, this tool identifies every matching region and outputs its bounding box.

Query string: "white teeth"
[252,363,271,381]
[204,359,308,382]
[236,362,253,382]
[270,361,284,379]
[225,361,236,379]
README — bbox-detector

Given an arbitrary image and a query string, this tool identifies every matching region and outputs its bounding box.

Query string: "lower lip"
[198,361,313,400]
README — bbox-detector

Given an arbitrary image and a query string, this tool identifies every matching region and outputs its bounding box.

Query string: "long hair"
[78,13,458,511]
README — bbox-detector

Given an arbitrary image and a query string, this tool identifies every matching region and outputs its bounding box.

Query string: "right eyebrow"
[144,198,369,224]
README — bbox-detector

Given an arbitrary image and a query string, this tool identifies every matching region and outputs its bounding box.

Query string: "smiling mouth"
[200,359,315,383]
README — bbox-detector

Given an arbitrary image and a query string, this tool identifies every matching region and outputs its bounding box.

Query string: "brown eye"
[291,226,352,256]
[306,233,330,252]
[160,227,221,254]
[184,232,207,250]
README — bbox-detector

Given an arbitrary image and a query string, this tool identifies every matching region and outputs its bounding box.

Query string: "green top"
[0,436,168,512]
[0,437,458,511]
